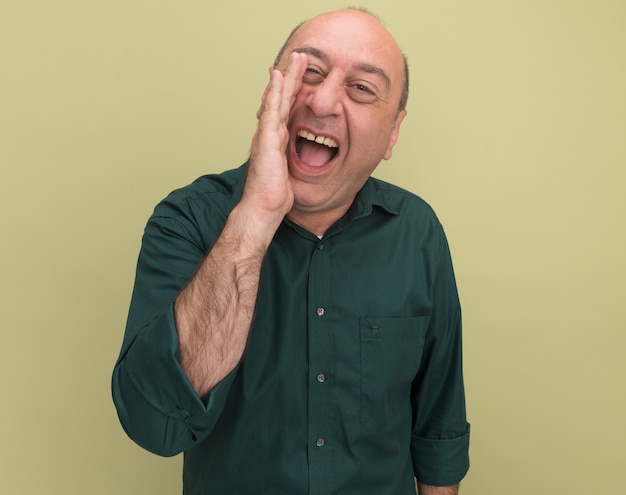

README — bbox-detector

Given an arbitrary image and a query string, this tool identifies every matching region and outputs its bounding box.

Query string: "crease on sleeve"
[112,302,238,457]
[411,424,471,487]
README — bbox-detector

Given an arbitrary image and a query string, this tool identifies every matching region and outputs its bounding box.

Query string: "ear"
[383,109,407,160]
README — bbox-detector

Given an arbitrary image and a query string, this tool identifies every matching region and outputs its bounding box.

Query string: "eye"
[347,82,379,103]
[303,66,325,84]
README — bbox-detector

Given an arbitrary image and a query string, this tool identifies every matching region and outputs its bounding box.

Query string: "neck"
[286,204,351,237]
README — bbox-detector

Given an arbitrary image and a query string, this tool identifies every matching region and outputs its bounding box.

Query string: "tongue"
[298,140,335,167]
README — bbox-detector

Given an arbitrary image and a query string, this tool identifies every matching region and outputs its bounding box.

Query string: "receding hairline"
[272,8,410,113]
[293,45,392,90]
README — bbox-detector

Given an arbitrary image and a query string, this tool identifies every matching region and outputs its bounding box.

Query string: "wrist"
[226,202,284,253]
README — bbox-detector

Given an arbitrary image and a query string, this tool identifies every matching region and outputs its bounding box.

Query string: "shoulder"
[141,166,246,250]
[152,165,246,220]
[367,176,441,227]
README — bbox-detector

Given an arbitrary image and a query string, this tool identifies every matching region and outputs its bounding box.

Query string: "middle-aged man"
[112,8,470,495]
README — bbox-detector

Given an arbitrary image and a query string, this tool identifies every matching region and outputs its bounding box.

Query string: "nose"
[303,76,343,118]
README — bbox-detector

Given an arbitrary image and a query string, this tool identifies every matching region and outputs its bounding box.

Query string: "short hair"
[273,8,410,114]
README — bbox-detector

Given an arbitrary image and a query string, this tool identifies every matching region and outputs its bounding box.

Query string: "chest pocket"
[359,316,429,432]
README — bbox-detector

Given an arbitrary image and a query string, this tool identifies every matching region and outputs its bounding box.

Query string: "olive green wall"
[2,1,624,493]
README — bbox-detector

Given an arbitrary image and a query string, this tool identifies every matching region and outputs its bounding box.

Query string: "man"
[112,8,470,495]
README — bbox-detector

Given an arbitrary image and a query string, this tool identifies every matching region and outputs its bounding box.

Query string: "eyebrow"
[292,46,391,89]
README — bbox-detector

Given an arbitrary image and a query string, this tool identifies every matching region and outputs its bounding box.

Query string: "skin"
[174,9,459,495]
[273,10,407,235]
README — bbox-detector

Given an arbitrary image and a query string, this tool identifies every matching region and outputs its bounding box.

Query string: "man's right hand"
[174,53,308,397]
[238,52,308,242]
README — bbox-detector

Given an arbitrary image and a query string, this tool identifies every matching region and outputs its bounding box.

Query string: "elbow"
[111,366,188,458]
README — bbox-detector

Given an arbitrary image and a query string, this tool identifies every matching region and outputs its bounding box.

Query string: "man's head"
[274,8,410,116]
[272,9,409,233]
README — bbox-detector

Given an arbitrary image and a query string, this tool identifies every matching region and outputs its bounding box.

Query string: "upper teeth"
[297,130,338,148]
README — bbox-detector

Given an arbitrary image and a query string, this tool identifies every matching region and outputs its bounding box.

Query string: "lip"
[288,127,342,177]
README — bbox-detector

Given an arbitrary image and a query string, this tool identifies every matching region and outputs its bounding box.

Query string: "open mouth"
[295,130,339,168]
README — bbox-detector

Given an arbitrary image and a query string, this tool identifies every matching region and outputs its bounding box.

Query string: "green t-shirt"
[113,164,470,494]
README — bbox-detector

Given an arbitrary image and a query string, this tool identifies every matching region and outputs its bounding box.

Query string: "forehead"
[283,11,404,82]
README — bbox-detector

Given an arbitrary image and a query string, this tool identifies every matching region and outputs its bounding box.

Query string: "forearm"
[417,482,459,495]
[175,55,308,397]
[175,203,276,397]
[113,188,266,455]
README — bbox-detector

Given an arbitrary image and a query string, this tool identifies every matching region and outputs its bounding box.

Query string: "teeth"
[297,130,338,148]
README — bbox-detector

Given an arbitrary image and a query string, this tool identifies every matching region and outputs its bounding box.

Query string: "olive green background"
[2,1,624,493]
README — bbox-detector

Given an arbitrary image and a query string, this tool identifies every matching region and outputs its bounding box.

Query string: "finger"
[278,52,307,118]
[256,68,284,129]
[256,66,275,120]
[256,52,306,122]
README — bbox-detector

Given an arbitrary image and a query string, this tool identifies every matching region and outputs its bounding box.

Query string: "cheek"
[351,119,394,156]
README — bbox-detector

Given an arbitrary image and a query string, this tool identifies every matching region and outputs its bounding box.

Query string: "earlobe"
[383,109,407,160]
